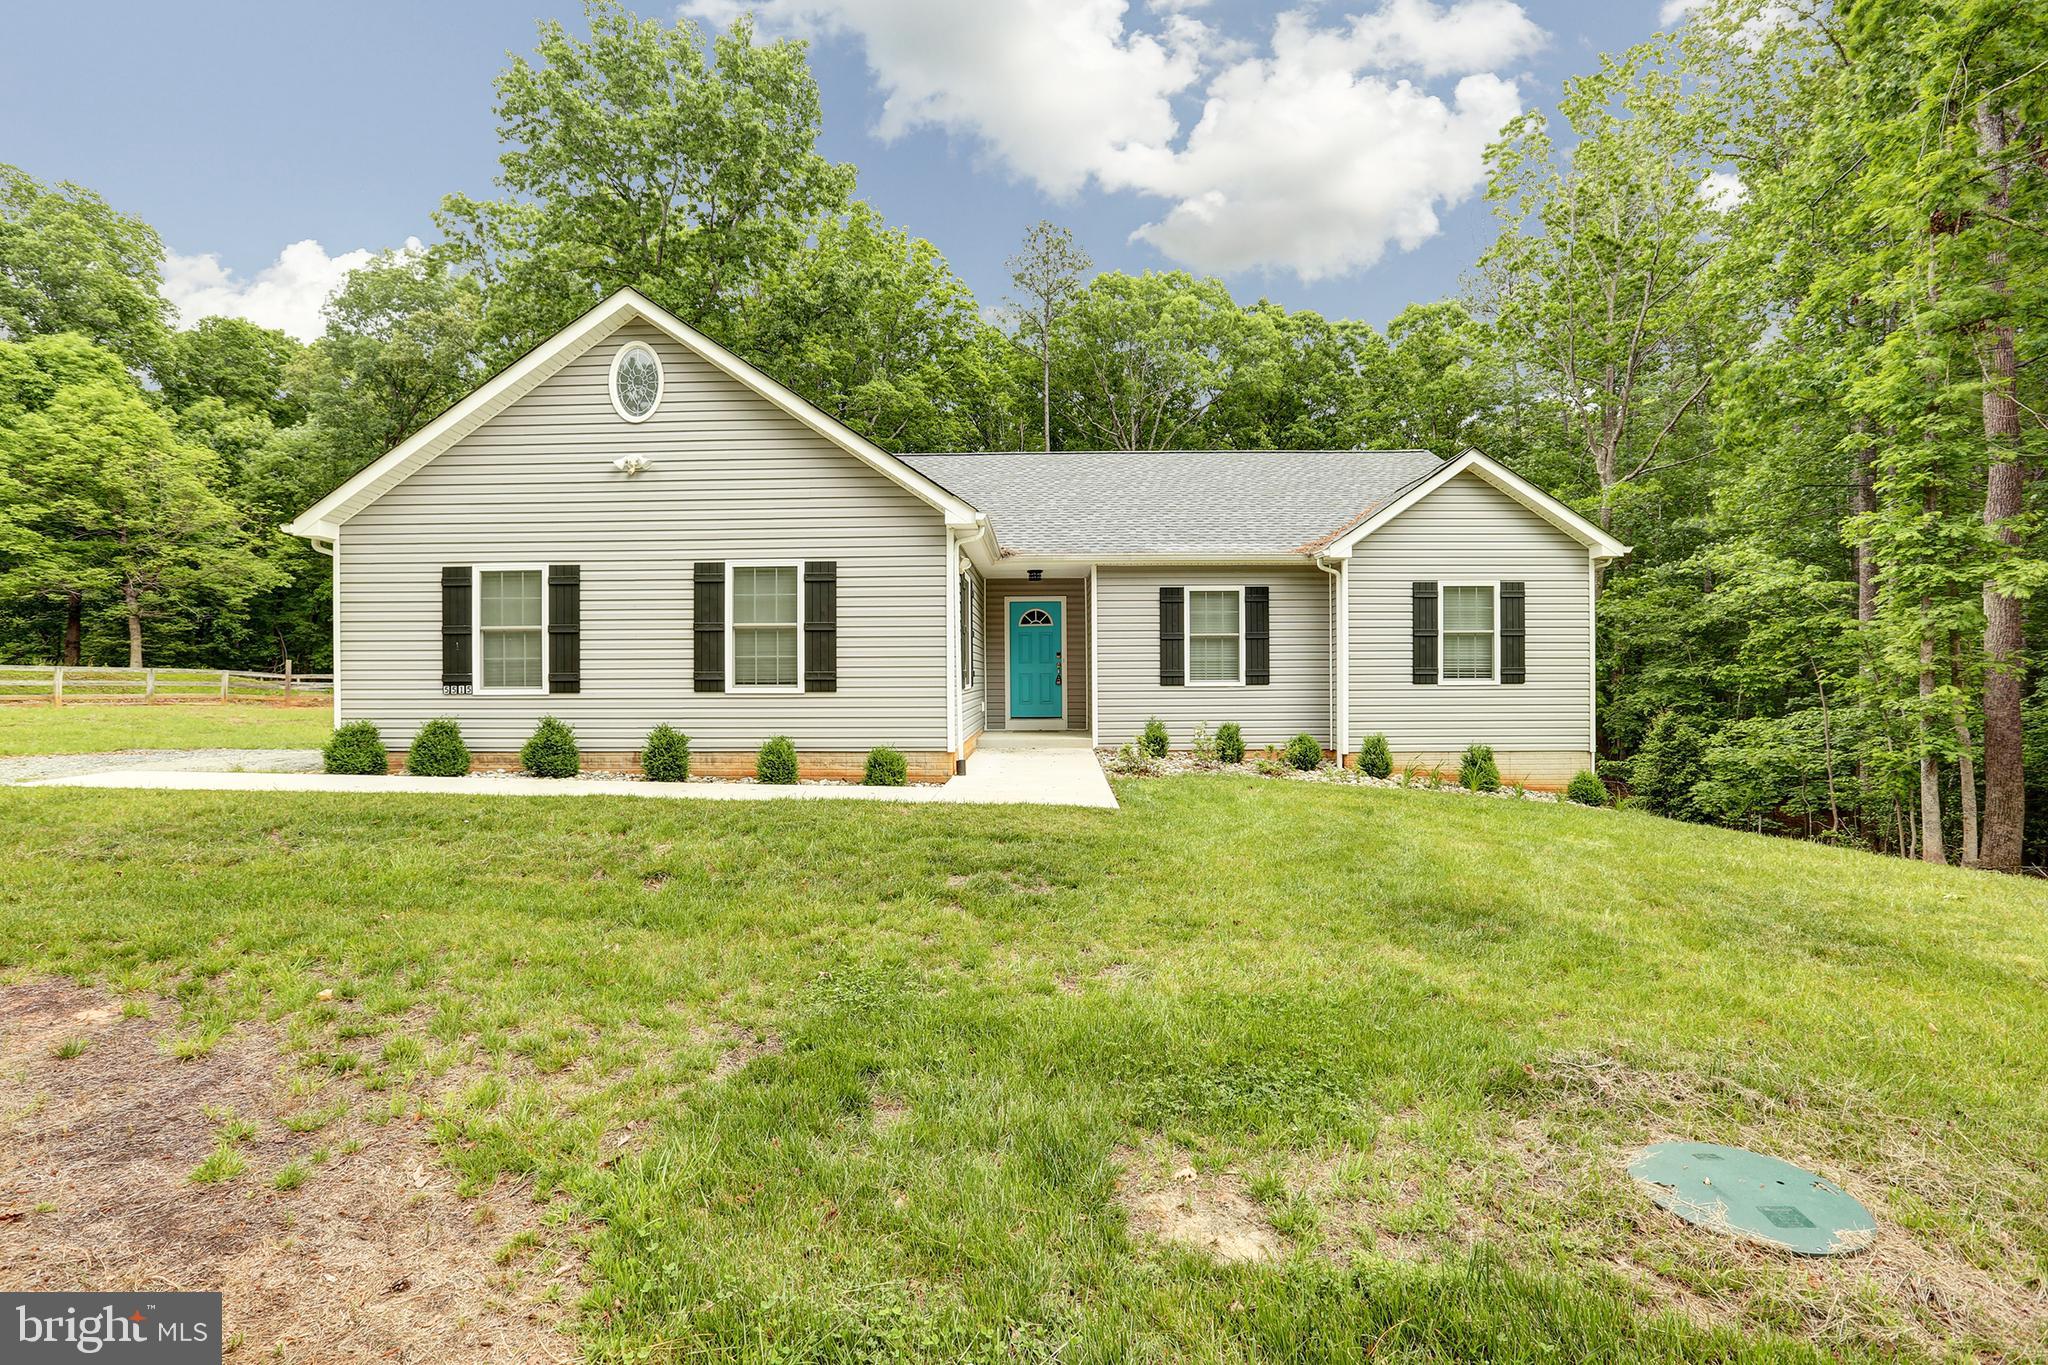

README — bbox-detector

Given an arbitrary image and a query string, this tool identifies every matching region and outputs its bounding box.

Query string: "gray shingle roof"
[899,449,1446,556]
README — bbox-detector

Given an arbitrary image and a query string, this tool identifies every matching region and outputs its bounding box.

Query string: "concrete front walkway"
[22,732,1118,810]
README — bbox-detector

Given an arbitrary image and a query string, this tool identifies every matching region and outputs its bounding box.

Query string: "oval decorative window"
[610,341,663,422]
[1019,608,1054,626]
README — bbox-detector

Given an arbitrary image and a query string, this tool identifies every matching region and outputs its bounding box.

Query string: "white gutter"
[1314,553,1344,759]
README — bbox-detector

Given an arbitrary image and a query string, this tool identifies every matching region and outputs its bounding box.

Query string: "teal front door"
[1008,599,1064,725]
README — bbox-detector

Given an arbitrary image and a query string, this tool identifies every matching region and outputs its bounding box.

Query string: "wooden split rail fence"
[0,664,333,704]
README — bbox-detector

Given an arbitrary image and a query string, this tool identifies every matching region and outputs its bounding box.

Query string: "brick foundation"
[385,749,957,784]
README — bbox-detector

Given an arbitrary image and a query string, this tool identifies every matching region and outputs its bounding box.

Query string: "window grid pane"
[1189,590,1239,635]
[1442,632,1493,681]
[734,626,798,687]
[481,629,542,689]
[733,566,798,626]
[479,571,542,629]
[1190,634,1239,682]
[1441,585,1493,633]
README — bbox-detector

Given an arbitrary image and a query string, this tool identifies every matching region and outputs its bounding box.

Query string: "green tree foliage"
[0,334,278,665]
[0,163,171,370]
[437,0,854,359]
[158,316,304,425]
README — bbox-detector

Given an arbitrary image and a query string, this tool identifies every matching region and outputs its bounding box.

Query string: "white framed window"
[475,566,547,695]
[728,562,802,691]
[1186,587,1243,685]
[609,340,664,422]
[958,571,977,688]
[1440,582,1497,684]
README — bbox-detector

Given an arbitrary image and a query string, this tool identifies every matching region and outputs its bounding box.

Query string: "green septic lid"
[1629,1142,1876,1256]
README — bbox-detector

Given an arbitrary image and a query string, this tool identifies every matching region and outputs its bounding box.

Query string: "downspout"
[1314,553,1342,761]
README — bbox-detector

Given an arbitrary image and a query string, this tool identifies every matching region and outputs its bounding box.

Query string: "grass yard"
[0,700,332,755]
[1,777,2044,1362]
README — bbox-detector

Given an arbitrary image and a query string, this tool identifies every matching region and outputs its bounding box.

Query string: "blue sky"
[2,1,1677,341]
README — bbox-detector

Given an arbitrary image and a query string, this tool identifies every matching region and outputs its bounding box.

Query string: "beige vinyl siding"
[337,321,951,752]
[982,578,1089,733]
[1347,471,1592,763]
[1096,565,1332,749]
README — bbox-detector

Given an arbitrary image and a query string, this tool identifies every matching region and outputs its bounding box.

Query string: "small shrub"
[1111,740,1149,774]
[863,746,908,786]
[1567,770,1608,807]
[406,718,470,776]
[1506,781,1526,800]
[323,721,386,775]
[1252,755,1285,776]
[1282,733,1323,771]
[756,735,798,784]
[1140,716,1169,758]
[1399,766,1416,788]
[1424,767,1445,790]
[1458,744,1500,792]
[1215,722,1245,765]
[521,716,580,779]
[1191,722,1219,764]
[642,724,690,782]
[1356,732,1393,779]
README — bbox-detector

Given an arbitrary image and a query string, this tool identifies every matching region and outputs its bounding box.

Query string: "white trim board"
[1321,449,1630,563]
[284,288,983,542]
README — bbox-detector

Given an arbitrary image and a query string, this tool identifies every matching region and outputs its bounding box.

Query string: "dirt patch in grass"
[0,980,577,1362]
[1114,1142,1285,1265]
[693,1024,784,1081]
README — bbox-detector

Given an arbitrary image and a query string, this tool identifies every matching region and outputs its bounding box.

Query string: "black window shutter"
[1412,581,1439,685]
[958,572,971,687]
[547,565,581,694]
[1245,586,1271,686]
[440,567,472,688]
[804,561,837,693]
[694,562,725,693]
[1500,581,1526,685]
[1159,586,1185,686]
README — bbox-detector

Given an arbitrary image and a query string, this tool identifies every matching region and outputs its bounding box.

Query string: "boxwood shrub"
[1140,716,1170,758]
[1459,743,1500,792]
[642,724,690,782]
[1567,770,1608,806]
[1356,732,1393,779]
[322,721,386,775]
[521,715,580,779]
[756,735,798,784]
[1214,721,1245,765]
[1282,733,1323,771]
[406,718,470,776]
[863,747,908,787]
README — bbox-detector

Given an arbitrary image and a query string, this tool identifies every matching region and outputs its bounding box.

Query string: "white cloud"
[1658,0,1704,22]
[1701,170,1746,209]
[161,237,422,342]
[681,0,1544,279]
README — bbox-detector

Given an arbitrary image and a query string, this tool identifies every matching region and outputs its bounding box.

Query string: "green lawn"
[2,777,2043,1362]
[0,701,332,755]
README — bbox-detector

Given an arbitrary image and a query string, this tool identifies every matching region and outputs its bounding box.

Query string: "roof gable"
[1320,449,1629,562]
[285,289,979,541]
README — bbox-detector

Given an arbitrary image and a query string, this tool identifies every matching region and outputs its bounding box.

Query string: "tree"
[733,206,1010,450]
[1483,36,1734,539]
[158,315,304,425]
[437,0,854,360]
[0,163,171,371]
[1006,221,1092,451]
[0,334,278,665]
